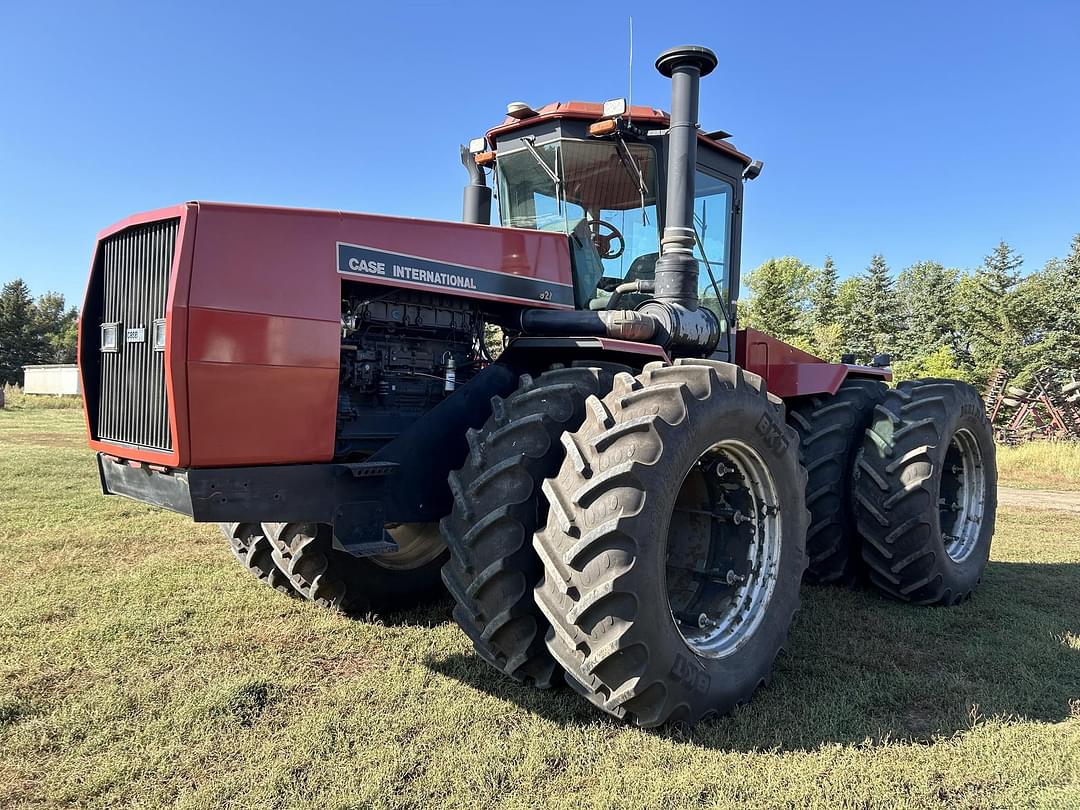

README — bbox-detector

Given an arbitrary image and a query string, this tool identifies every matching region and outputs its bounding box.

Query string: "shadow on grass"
[372,597,455,629]
[424,560,1080,751]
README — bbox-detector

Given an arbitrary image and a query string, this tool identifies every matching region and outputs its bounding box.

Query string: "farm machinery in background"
[76,46,998,728]
[984,367,1080,444]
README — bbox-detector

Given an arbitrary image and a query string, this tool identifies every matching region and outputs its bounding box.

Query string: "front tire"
[852,379,997,605]
[533,360,808,727]
[440,364,629,688]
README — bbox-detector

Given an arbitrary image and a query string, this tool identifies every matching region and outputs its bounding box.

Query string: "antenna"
[627,16,634,125]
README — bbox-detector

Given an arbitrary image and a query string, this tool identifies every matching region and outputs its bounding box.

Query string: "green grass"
[2,383,85,411]
[2,407,1079,808]
[997,440,1080,491]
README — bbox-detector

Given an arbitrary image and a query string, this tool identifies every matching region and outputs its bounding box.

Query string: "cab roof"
[485,101,753,166]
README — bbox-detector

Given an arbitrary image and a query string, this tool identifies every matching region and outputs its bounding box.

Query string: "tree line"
[0,279,79,385]
[738,234,1080,389]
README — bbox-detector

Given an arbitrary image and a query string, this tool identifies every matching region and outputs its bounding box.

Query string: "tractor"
[77,45,997,727]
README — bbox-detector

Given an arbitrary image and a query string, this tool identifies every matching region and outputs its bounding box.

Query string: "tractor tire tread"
[440,363,630,689]
[786,378,887,585]
[851,379,997,605]
[219,522,298,597]
[534,359,809,727]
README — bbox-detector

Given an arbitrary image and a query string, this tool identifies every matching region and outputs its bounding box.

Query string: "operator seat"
[616,252,658,308]
[547,217,607,309]
[589,252,659,309]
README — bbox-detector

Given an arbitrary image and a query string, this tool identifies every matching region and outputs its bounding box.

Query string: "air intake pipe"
[461,144,492,225]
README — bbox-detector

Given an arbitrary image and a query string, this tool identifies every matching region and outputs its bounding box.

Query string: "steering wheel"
[588,219,625,260]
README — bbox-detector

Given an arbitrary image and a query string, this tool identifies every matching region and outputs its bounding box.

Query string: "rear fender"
[735,327,890,399]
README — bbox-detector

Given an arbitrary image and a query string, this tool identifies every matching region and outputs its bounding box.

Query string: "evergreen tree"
[742,257,814,344]
[809,255,838,330]
[0,279,45,384]
[743,259,802,343]
[834,276,872,360]
[955,240,1023,386]
[838,254,898,362]
[894,261,959,363]
[35,291,78,363]
[1008,234,1080,382]
[1050,233,1080,373]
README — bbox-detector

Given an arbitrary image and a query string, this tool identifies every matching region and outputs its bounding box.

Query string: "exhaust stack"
[651,45,718,307]
[520,44,722,356]
[460,144,492,225]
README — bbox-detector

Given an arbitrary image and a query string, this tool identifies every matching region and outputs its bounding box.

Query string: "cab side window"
[692,170,733,326]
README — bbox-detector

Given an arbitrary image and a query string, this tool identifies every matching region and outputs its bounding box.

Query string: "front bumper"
[98,455,194,517]
[96,454,401,554]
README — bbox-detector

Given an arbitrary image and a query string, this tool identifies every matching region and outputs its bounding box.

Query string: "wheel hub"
[665,440,782,658]
[940,428,986,563]
[370,523,446,571]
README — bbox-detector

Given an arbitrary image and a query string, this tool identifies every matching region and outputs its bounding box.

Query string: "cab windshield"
[497,138,659,307]
[496,138,733,326]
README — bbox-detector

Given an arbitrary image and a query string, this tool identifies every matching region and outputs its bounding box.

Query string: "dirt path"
[998,486,1080,514]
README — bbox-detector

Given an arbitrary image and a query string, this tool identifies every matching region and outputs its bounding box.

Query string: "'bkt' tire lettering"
[756,413,790,456]
[670,653,710,694]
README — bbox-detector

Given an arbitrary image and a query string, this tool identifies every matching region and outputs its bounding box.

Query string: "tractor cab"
[475,101,756,331]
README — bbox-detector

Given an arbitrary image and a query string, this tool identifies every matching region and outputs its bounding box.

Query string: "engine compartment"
[335,282,485,459]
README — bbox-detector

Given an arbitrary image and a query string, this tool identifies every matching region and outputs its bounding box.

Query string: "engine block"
[335,285,482,459]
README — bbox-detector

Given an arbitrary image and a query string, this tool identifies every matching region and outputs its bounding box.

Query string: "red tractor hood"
[79,202,576,469]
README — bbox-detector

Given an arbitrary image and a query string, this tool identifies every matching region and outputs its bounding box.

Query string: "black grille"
[96,219,178,452]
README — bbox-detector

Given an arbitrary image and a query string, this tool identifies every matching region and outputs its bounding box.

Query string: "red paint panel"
[187,203,573,320]
[735,328,889,399]
[187,308,339,368]
[186,362,338,466]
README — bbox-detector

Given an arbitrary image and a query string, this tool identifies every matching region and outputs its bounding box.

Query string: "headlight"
[100,322,119,352]
[153,318,167,351]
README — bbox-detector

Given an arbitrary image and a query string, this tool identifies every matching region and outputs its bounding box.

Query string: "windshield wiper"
[522,137,563,215]
[614,136,649,225]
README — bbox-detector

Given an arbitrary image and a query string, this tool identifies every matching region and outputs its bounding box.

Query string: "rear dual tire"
[787,378,886,585]
[852,380,997,605]
[264,522,447,614]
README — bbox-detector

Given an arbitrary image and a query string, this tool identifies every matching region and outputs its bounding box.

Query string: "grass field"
[997,441,1080,492]
[2,398,1078,808]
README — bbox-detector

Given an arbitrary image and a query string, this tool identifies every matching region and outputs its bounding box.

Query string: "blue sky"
[2,1,1078,306]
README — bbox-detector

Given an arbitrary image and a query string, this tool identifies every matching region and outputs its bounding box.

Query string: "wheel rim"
[665,439,782,659]
[940,428,987,563]
[369,523,446,571]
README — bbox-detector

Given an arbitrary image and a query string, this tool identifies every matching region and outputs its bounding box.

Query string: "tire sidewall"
[930,387,997,592]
